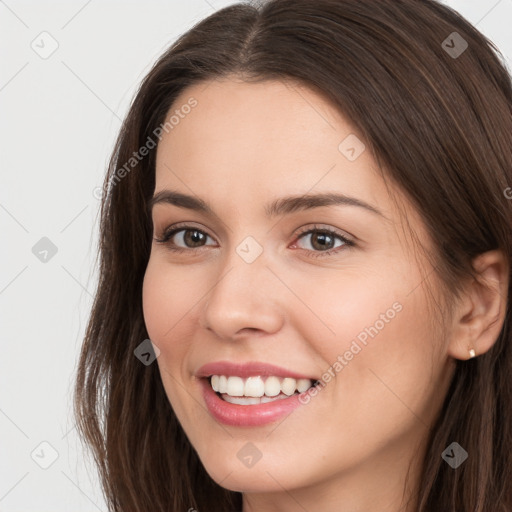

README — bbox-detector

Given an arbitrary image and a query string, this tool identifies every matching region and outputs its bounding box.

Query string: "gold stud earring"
[468,348,476,359]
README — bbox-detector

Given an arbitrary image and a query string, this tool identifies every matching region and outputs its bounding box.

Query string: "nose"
[199,246,284,340]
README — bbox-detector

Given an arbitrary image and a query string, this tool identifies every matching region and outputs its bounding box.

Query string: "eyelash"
[153,222,355,259]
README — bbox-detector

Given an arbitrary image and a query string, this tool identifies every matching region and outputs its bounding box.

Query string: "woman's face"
[142,78,455,506]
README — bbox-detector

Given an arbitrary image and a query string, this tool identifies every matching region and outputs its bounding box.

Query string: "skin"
[142,77,508,512]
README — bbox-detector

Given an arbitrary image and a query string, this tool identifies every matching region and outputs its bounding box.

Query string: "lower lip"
[199,378,310,427]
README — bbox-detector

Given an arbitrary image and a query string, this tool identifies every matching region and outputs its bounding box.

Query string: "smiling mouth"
[208,374,321,405]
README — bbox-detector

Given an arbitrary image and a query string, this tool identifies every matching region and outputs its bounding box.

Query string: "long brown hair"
[74,1,512,510]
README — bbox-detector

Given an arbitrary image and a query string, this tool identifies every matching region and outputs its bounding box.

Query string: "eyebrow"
[148,189,386,219]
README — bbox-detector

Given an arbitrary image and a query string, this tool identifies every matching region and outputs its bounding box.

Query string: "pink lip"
[199,377,310,427]
[195,360,318,380]
[195,361,319,427]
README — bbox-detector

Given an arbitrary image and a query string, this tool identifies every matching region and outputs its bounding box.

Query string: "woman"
[74,0,512,510]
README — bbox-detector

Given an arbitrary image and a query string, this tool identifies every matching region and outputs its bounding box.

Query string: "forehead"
[154,78,381,200]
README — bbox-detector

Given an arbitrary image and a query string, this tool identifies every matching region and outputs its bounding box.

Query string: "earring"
[468,348,476,359]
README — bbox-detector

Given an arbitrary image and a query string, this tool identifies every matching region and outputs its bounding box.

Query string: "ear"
[447,249,509,360]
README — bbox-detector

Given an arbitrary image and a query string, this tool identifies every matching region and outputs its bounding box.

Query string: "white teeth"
[297,378,311,393]
[260,394,290,403]
[245,376,265,397]
[218,375,228,394]
[223,393,291,405]
[222,395,263,405]
[226,376,245,396]
[281,377,297,396]
[264,376,281,397]
[209,375,316,398]
[211,375,220,392]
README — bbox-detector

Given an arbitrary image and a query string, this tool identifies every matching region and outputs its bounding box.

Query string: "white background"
[1,1,511,510]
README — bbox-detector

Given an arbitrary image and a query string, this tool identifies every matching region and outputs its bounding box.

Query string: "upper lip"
[196,361,318,380]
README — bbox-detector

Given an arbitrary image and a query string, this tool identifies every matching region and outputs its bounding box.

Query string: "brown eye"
[292,225,355,259]
[180,229,208,248]
[154,225,216,252]
[304,231,337,251]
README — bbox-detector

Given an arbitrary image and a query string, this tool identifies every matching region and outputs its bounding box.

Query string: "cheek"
[142,263,167,341]
[141,261,194,409]
[283,263,410,365]
[142,258,198,343]
[297,260,439,409]
[329,280,440,436]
